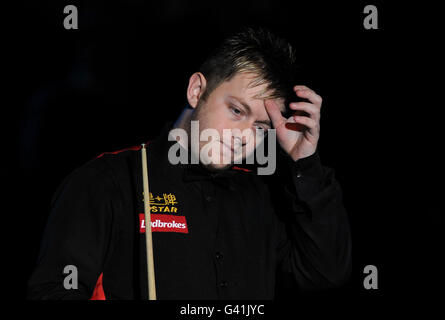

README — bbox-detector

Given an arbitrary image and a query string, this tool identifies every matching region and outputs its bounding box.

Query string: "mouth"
[221,142,234,153]
[222,142,244,159]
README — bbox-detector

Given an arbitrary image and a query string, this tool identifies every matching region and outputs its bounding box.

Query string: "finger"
[293,115,319,135]
[293,85,311,91]
[265,99,286,129]
[289,102,321,121]
[293,85,315,95]
[295,89,323,106]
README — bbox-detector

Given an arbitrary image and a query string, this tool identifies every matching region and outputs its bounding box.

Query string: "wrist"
[292,150,324,180]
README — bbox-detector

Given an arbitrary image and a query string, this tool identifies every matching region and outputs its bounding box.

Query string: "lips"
[221,142,234,153]
[221,142,244,158]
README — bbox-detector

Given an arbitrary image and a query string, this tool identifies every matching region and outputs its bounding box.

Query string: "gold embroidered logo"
[143,192,178,213]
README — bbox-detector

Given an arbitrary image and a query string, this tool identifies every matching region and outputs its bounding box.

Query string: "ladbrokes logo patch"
[140,192,188,233]
[139,214,189,234]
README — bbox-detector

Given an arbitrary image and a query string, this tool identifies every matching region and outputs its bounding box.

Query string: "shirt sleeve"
[271,150,352,292]
[27,159,118,300]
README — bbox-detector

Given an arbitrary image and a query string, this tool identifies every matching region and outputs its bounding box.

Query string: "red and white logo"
[139,214,189,234]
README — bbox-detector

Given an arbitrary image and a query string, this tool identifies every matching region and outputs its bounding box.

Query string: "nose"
[231,126,254,147]
[233,135,243,147]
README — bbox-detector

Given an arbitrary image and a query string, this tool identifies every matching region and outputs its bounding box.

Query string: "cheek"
[244,139,256,153]
[201,101,226,122]
[209,106,234,131]
[244,133,264,154]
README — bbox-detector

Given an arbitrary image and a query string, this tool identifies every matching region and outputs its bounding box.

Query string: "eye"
[230,106,243,116]
[254,125,269,136]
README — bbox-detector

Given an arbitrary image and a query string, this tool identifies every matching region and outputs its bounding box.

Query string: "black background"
[7,0,444,312]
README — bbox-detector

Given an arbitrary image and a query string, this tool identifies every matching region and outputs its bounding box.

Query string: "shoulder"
[91,144,143,177]
[57,145,143,197]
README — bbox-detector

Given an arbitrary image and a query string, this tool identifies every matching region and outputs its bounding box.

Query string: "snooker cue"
[141,143,157,300]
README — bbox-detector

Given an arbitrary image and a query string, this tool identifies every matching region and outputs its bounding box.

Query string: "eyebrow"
[228,95,272,128]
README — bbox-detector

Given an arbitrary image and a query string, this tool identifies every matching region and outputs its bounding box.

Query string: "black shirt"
[27,123,352,300]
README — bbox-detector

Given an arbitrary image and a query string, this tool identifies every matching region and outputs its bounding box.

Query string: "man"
[28,27,352,299]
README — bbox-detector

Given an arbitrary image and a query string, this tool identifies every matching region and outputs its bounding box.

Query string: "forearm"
[279,151,352,290]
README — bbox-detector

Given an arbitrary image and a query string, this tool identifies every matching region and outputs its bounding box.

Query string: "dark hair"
[199,27,298,108]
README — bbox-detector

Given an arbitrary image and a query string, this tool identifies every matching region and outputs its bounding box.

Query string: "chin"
[203,162,233,172]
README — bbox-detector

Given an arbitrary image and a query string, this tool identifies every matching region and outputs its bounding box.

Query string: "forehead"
[215,72,285,112]
[221,72,268,97]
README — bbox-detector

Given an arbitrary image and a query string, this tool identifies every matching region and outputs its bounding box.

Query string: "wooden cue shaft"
[141,143,157,300]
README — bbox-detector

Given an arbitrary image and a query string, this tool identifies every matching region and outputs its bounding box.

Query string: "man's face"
[191,72,284,170]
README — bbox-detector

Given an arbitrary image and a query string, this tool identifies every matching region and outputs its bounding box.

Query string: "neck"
[172,104,195,149]
[173,104,194,131]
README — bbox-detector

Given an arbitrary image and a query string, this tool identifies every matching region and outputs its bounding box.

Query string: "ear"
[187,72,207,108]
